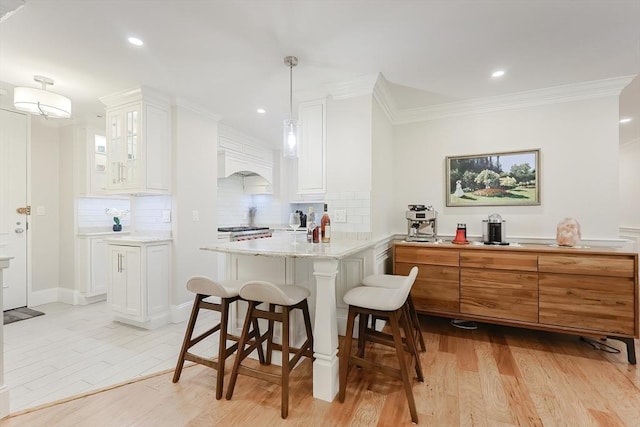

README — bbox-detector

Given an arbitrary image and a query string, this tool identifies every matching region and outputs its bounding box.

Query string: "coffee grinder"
[406,205,437,242]
[482,213,508,245]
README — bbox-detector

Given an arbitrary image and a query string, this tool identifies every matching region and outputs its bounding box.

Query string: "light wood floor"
[2,315,639,426]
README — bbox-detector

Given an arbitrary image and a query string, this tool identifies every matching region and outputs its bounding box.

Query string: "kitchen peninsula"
[201,233,393,401]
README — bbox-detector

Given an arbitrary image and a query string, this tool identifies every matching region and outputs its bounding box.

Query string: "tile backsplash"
[77,195,171,233]
[217,175,284,227]
[78,198,130,228]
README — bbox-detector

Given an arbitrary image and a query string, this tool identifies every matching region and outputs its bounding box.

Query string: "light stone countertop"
[103,236,173,244]
[202,233,393,259]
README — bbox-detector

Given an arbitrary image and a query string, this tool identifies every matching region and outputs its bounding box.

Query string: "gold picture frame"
[446,149,540,207]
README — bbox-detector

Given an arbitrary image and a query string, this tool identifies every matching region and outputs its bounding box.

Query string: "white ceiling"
[1,0,638,146]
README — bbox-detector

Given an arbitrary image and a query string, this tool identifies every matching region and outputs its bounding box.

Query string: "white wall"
[30,119,60,292]
[171,104,219,306]
[393,96,621,240]
[619,141,640,229]
[371,96,395,238]
[324,95,373,236]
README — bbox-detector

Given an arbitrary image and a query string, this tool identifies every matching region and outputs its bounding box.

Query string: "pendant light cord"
[289,62,293,121]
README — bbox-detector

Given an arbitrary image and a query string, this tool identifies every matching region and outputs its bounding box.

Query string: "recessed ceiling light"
[491,70,505,78]
[619,117,632,124]
[127,37,144,46]
[256,108,266,114]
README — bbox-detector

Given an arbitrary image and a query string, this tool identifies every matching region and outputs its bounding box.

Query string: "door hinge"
[16,206,31,215]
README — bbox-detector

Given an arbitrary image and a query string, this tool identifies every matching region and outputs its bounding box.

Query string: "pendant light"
[13,75,72,119]
[283,56,299,158]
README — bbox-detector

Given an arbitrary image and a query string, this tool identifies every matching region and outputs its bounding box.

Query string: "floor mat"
[3,307,45,325]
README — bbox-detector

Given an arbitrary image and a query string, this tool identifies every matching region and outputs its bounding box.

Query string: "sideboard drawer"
[460,251,538,272]
[395,246,459,267]
[538,255,635,277]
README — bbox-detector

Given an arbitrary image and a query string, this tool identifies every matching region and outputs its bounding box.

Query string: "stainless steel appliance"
[405,205,437,242]
[482,213,508,245]
[218,226,272,241]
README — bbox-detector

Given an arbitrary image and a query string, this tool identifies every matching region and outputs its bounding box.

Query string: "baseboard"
[28,288,60,307]
[0,385,9,420]
[170,300,193,324]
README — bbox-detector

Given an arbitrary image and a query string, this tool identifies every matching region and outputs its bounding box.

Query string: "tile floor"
[3,301,219,413]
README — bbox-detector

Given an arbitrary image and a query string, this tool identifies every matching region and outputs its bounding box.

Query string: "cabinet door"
[89,238,108,296]
[144,103,170,191]
[460,268,538,322]
[539,273,635,335]
[297,98,326,194]
[395,262,460,314]
[106,108,123,189]
[108,246,142,317]
[121,104,141,190]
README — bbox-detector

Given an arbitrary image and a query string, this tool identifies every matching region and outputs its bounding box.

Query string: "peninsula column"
[312,258,339,401]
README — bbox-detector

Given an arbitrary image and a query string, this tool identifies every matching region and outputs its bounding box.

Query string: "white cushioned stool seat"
[186,276,243,298]
[362,273,406,288]
[343,286,406,311]
[239,280,310,306]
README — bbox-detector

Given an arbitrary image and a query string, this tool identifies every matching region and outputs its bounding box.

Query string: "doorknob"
[15,227,24,233]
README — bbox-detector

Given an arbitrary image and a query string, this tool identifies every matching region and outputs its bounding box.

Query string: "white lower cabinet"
[107,241,171,329]
[75,236,115,305]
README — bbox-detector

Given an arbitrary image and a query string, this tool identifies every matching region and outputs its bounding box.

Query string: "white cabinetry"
[75,236,113,304]
[297,98,326,195]
[100,87,171,194]
[107,240,171,329]
[75,126,108,196]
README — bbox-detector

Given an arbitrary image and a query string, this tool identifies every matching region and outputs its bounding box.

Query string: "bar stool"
[361,272,426,353]
[339,266,423,424]
[173,276,265,400]
[226,280,314,419]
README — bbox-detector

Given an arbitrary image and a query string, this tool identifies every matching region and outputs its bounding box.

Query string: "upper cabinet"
[74,126,108,196]
[297,98,326,195]
[100,87,171,194]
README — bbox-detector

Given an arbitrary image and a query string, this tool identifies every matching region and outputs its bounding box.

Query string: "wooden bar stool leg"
[389,310,418,424]
[281,306,290,419]
[357,312,368,359]
[301,300,314,356]
[265,303,276,365]
[214,298,230,400]
[226,301,256,400]
[400,306,424,382]
[173,294,203,383]
[251,315,266,364]
[407,295,426,352]
[339,306,357,402]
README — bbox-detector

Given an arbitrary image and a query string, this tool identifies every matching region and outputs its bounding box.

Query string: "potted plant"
[105,208,129,232]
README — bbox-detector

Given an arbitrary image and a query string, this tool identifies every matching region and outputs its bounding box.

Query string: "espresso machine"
[482,213,508,245]
[406,205,437,242]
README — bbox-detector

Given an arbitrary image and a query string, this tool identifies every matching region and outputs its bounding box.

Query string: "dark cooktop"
[218,226,270,232]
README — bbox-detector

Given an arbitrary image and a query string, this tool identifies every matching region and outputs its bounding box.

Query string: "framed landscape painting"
[446,149,540,207]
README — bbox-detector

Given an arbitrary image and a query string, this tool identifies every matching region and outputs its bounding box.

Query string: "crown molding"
[326,73,379,100]
[372,73,397,123]
[99,85,171,107]
[172,97,222,121]
[393,75,635,124]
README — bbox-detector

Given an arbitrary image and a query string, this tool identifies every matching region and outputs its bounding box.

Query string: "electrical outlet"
[192,210,199,222]
[162,210,171,223]
[335,209,347,223]
[36,206,46,216]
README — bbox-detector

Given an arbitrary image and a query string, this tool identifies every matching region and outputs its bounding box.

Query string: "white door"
[0,108,29,310]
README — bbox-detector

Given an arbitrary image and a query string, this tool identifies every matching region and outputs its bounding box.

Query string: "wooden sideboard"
[394,241,639,364]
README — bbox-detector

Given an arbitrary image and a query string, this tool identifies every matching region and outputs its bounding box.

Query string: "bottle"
[321,203,331,243]
[306,207,315,243]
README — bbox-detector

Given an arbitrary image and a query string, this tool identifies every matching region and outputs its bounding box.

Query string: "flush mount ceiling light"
[13,75,72,119]
[619,117,632,124]
[283,55,299,158]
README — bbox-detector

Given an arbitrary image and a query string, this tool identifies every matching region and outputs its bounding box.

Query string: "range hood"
[218,150,273,183]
